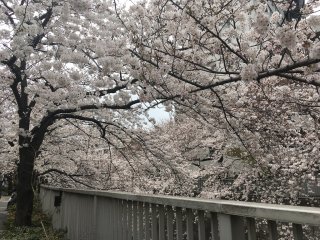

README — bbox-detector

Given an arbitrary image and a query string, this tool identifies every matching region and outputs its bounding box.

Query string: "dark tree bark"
[14,85,36,226]
[15,146,36,226]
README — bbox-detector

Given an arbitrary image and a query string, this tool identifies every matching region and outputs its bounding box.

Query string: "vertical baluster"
[159,205,165,240]
[92,196,97,240]
[121,200,126,240]
[152,204,159,240]
[128,201,133,240]
[292,223,303,240]
[267,220,278,240]
[231,216,245,240]
[151,204,159,240]
[246,217,257,240]
[176,207,183,240]
[110,198,115,240]
[133,201,138,240]
[217,213,232,240]
[111,199,115,240]
[124,200,128,240]
[166,206,174,240]
[114,199,119,240]
[210,212,220,240]
[118,200,123,240]
[75,199,80,240]
[105,198,111,240]
[111,199,116,239]
[186,208,194,240]
[125,200,131,240]
[198,210,206,240]
[145,203,151,240]
[138,202,144,240]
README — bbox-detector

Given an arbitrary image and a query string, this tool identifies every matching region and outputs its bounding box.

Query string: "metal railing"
[40,185,320,240]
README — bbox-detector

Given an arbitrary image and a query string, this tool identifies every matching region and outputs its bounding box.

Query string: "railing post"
[127,201,133,240]
[166,206,174,240]
[215,214,246,240]
[138,202,144,240]
[122,200,129,240]
[92,195,97,240]
[159,205,165,240]
[176,207,183,240]
[75,199,80,240]
[110,198,116,240]
[267,220,278,240]
[246,217,257,240]
[231,216,245,240]
[186,208,194,240]
[113,199,118,239]
[217,214,232,240]
[152,204,159,240]
[145,203,151,240]
[116,200,122,240]
[119,200,124,240]
[210,212,220,240]
[198,210,206,240]
[107,198,113,240]
[133,201,138,240]
[292,223,303,240]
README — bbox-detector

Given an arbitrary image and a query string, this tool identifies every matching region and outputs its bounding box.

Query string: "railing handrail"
[41,185,320,226]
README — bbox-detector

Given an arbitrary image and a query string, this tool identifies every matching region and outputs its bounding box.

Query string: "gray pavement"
[0,196,9,231]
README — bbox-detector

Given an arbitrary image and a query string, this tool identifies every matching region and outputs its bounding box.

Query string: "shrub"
[0,197,65,240]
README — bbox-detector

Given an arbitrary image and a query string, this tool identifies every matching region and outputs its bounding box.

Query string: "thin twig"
[40,221,49,240]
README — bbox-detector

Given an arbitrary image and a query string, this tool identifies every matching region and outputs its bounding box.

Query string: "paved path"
[0,197,9,231]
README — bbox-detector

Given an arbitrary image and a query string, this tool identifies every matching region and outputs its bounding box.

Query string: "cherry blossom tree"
[1,0,320,228]
[126,0,320,99]
[123,0,320,205]
[29,121,197,202]
[0,0,146,226]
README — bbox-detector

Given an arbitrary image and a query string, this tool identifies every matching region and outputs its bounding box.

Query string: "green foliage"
[0,197,65,240]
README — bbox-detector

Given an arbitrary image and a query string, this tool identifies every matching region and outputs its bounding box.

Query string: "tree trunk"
[7,175,13,194]
[15,146,36,226]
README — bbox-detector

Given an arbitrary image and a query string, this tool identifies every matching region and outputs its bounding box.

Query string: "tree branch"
[53,114,107,138]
